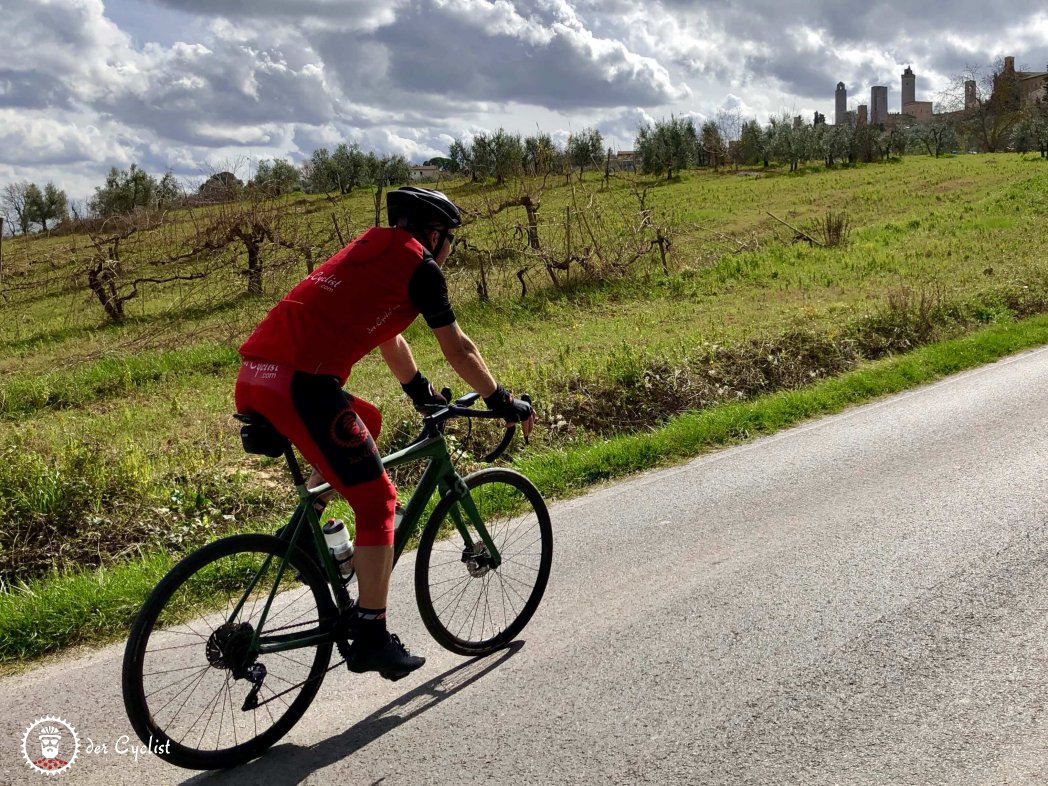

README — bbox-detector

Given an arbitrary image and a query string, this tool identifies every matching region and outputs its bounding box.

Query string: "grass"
[2,152,1048,665]
[3,310,1048,667]
[520,312,1048,497]
[0,343,241,418]
[0,550,177,669]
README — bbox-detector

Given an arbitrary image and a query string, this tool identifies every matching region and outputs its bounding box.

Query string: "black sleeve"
[408,258,456,328]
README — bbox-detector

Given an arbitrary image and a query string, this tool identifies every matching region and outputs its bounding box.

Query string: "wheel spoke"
[146,641,206,653]
[493,570,522,616]
[427,573,476,588]
[500,556,541,572]
[497,520,537,554]
[179,670,227,745]
[271,651,313,670]
[152,665,212,721]
[438,573,476,625]
[498,572,534,601]
[418,474,549,652]
[431,574,473,616]
[144,663,213,677]
[144,664,211,700]
[124,536,333,767]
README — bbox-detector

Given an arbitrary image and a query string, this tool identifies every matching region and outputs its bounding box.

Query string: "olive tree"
[470,129,525,185]
[367,153,411,226]
[523,133,561,175]
[768,115,805,171]
[912,119,958,157]
[26,182,68,231]
[636,116,699,179]
[251,158,301,195]
[90,164,177,216]
[735,119,765,166]
[700,120,727,170]
[566,128,604,180]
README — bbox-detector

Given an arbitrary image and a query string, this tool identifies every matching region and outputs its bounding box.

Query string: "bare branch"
[764,210,824,247]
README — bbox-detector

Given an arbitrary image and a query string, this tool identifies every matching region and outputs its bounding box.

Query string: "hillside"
[2,153,1048,662]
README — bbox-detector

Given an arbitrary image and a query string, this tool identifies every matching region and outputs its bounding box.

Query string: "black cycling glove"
[483,385,532,422]
[401,371,447,412]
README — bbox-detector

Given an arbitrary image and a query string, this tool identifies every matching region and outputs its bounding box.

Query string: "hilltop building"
[999,56,1048,105]
[409,164,440,181]
[835,82,848,126]
[900,66,933,122]
[871,85,888,126]
[609,150,637,171]
[834,55,1047,129]
[902,66,916,106]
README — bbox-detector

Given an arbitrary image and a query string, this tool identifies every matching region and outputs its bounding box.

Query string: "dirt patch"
[930,178,977,193]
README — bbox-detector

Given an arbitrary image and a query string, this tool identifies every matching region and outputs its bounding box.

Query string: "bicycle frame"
[234,428,504,657]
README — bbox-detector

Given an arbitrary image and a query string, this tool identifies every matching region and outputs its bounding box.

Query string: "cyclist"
[234,186,535,680]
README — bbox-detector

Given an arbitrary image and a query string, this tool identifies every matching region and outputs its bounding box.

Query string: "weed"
[819,211,852,247]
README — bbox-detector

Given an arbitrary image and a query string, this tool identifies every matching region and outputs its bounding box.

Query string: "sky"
[1,0,1046,201]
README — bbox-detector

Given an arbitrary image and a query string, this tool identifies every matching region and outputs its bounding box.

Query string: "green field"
[2,153,1047,665]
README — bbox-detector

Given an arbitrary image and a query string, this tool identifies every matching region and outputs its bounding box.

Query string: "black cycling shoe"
[347,633,425,681]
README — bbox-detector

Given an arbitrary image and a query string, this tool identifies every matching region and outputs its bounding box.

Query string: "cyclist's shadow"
[183,641,524,785]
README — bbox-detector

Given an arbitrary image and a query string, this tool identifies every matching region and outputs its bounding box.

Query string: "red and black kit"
[235,226,456,546]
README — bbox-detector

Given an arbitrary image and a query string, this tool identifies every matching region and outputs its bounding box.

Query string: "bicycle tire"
[122,533,337,770]
[415,469,552,656]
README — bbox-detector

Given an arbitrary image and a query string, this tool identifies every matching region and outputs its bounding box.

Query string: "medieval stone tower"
[832,55,1044,131]
[871,85,888,126]
[901,66,916,107]
[965,80,978,108]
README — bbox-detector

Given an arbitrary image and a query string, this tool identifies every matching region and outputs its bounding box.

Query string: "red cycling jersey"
[239,226,432,383]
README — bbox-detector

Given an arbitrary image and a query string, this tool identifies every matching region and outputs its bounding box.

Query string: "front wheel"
[415,469,552,656]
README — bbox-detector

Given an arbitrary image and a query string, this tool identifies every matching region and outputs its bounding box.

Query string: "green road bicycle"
[121,391,553,770]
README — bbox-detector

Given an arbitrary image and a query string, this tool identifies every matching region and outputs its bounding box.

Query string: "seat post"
[283,446,306,487]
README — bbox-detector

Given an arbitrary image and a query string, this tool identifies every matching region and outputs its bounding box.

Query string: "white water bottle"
[322,519,355,580]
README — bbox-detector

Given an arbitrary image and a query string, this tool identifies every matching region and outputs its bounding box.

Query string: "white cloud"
[0,111,136,166]
[1,0,1045,200]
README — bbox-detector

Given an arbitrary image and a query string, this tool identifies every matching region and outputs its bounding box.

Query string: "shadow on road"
[181,641,524,785]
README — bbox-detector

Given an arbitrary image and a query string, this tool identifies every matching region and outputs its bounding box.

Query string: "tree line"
[0,147,416,237]
[447,128,605,183]
[633,97,1048,180]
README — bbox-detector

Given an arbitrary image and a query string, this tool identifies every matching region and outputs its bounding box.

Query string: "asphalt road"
[4,346,1048,786]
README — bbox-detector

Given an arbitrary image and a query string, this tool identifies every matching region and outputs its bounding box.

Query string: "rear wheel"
[415,469,552,656]
[122,534,336,770]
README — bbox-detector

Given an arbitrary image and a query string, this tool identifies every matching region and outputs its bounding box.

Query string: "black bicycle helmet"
[386,186,462,229]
